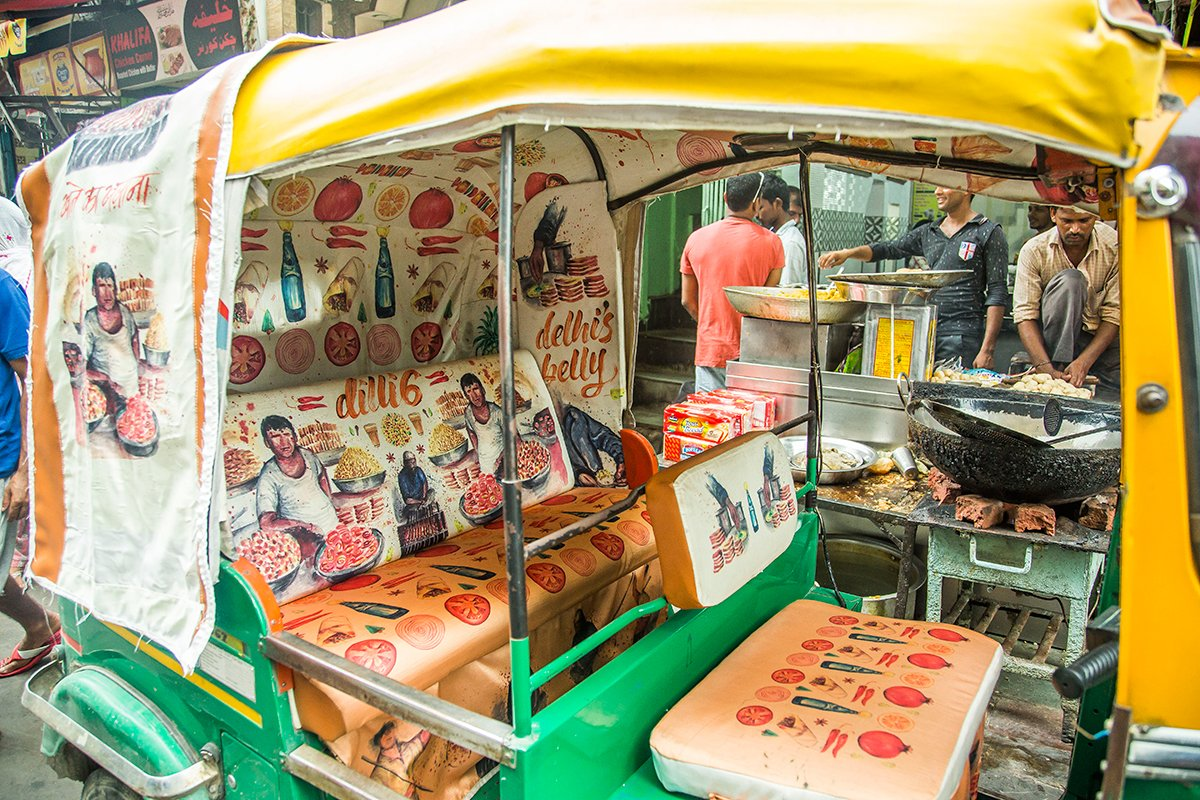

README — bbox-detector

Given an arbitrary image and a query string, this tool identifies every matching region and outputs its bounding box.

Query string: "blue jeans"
[694,366,727,393]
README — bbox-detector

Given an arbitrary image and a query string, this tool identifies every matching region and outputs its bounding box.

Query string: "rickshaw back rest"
[645,431,798,609]
[222,350,577,605]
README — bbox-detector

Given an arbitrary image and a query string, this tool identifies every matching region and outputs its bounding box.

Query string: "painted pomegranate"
[883,686,932,708]
[314,177,363,222]
[858,730,911,759]
[409,188,454,229]
[927,628,969,643]
[907,653,952,670]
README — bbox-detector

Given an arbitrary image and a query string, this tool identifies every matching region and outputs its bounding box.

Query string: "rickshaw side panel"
[500,515,819,800]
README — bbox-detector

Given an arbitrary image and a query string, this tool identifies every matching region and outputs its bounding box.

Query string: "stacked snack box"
[662,389,777,463]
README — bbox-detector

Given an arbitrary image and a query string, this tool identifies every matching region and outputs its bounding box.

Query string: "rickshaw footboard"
[22,660,224,799]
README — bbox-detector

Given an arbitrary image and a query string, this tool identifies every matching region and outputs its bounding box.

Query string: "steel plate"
[723,286,867,324]
[832,270,973,289]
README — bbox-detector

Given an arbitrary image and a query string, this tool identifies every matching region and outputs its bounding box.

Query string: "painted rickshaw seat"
[645,435,1002,800]
[223,353,660,741]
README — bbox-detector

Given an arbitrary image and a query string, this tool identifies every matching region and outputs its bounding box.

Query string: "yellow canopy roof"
[230,0,1167,182]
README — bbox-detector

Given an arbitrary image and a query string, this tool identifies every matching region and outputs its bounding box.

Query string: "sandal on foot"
[0,630,60,678]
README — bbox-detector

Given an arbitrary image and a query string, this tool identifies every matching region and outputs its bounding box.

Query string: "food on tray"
[436,390,469,420]
[83,382,107,422]
[806,446,861,472]
[117,274,155,313]
[931,367,1003,387]
[516,440,550,480]
[429,423,466,456]
[236,530,301,582]
[381,412,412,446]
[333,447,382,480]
[224,448,260,487]
[117,395,157,444]
[318,524,379,574]
[774,283,848,301]
[1009,372,1093,398]
[297,421,343,453]
[143,313,167,351]
[463,474,503,517]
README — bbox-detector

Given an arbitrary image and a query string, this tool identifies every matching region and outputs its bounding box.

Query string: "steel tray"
[723,286,866,324]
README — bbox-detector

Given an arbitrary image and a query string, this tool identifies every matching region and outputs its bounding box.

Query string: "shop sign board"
[105,0,242,90]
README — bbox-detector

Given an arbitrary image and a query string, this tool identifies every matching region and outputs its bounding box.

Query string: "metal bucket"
[816,534,925,619]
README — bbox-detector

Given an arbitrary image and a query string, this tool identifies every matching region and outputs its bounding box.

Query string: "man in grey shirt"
[256,415,339,535]
[819,188,1008,368]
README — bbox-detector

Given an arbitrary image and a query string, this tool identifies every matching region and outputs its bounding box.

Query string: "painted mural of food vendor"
[461,372,505,474]
[256,414,339,535]
[83,262,140,397]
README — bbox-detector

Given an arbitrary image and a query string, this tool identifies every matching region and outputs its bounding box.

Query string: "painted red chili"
[241,241,269,251]
[822,728,840,753]
[297,395,324,403]
[420,234,463,246]
[861,688,875,705]
[326,237,367,249]
[241,227,268,238]
[329,225,367,237]
[417,246,458,256]
[852,685,867,703]
[876,651,894,666]
[832,733,849,757]
[298,402,327,411]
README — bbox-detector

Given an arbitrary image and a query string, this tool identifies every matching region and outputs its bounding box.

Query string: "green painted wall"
[639,186,703,320]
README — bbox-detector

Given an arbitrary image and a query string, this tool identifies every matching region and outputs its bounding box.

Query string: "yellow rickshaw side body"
[1119,49,1200,730]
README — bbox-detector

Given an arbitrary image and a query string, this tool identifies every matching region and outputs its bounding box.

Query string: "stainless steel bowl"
[833,270,973,289]
[723,286,866,324]
[142,344,170,367]
[779,435,879,485]
[834,281,934,305]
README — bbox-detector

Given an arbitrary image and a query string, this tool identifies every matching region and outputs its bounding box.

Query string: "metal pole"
[800,153,820,510]
[497,125,533,738]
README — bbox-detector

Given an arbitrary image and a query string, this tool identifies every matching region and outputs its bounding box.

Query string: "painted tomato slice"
[444,593,491,626]
[324,322,361,366]
[590,532,625,561]
[828,615,860,625]
[229,336,265,385]
[801,639,835,652]
[771,668,806,684]
[525,563,566,594]
[411,322,443,363]
[344,639,397,676]
[735,705,773,726]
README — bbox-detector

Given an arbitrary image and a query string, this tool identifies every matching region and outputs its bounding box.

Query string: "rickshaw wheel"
[81,770,140,800]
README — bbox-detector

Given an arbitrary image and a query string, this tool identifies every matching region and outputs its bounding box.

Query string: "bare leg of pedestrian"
[0,575,59,677]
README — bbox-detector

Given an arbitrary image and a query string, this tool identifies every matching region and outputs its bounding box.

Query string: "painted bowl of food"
[83,382,108,432]
[142,343,170,368]
[332,470,386,495]
[516,440,552,491]
[314,525,383,581]
[235,529,303,593]
[115,396,159,458]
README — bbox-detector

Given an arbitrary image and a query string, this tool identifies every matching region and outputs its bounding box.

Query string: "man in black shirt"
[818,188,1009,368]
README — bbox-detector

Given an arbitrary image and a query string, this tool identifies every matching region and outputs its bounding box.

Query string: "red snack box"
[663,432,718,463]
[663,402,744,442]
[690,389,776,429]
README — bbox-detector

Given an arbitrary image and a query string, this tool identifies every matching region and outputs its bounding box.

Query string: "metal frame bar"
[529,598,667,691]
[524,486,646,558]
[261,634,515,766]
[496,125,535,741]
[285,744,422,800]
[22,662,223,799]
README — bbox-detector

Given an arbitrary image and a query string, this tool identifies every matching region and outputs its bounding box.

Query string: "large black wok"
[904,380,1121,504]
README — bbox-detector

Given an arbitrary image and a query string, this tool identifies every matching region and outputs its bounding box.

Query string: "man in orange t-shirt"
[681,172,784,391]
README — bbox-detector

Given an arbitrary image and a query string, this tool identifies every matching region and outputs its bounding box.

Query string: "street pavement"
[0,608,81,798]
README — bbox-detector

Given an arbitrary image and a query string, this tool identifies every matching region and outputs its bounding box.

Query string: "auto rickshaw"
[11,1,1200,798]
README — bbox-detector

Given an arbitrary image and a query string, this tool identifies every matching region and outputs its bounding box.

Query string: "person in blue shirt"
[0,266,60,678]
[396,451,431,521]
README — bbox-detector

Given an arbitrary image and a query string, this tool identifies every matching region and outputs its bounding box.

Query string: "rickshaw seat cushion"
[281,487,657,731]
[650,600,1002,800]
[645,432,797,609]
